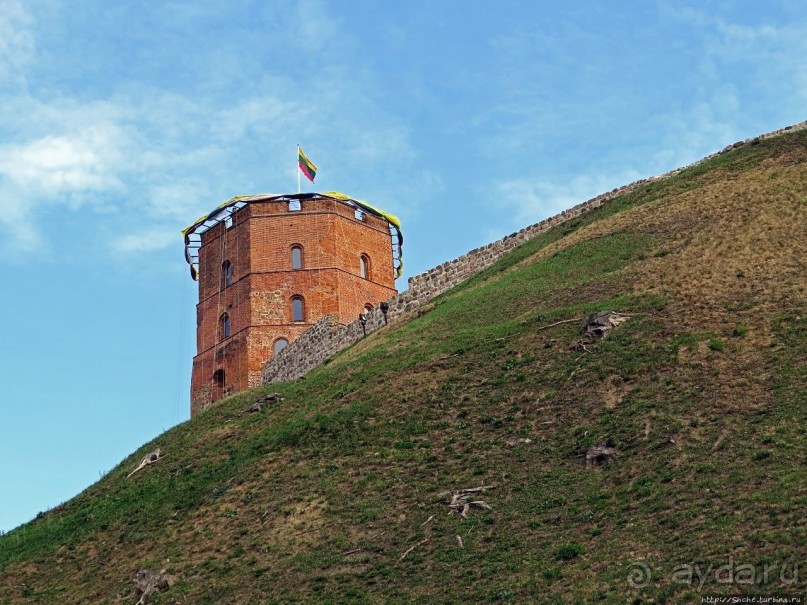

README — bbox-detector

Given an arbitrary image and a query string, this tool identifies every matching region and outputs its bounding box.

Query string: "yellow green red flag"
[298,147,317,182]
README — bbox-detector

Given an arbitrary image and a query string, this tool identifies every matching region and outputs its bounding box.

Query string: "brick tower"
[183,192,402,415]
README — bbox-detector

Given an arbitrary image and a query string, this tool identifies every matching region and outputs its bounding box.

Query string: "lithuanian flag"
[298,147,317,183]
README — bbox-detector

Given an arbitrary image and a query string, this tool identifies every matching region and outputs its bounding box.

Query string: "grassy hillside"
[1,130,805,604]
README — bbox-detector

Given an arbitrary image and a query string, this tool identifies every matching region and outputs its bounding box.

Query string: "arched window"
[274,338,289,355]
[222,260,233,288]
[360,254,370,279]
[220,313,231,339]
[291,245,303,270]
[213,369,225,388]
[364,303,374,312]
[291,296,305,322]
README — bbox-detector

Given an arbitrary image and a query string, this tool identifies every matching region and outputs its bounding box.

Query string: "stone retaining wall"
[262,120,807,385]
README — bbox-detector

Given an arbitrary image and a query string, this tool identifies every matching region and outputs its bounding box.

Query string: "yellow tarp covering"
[323,191,402,229]
[182,194,276,236]
[182,192,403,280]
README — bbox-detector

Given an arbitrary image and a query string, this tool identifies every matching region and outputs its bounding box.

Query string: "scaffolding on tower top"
[182,192,403,281]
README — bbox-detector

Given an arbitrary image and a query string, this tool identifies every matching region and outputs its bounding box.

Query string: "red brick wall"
[191,196,397,415]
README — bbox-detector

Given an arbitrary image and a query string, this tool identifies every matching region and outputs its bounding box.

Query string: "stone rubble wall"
[262,120,807,385]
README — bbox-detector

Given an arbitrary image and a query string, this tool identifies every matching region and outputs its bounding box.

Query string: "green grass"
[1,128,806,604]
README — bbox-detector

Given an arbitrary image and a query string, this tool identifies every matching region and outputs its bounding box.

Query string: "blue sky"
[1,0,805,532]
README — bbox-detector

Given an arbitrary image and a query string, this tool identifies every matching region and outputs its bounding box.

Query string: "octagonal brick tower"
[183,192,402,415]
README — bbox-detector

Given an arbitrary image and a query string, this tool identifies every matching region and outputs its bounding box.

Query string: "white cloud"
[0,125,127,198]
[0,0,427,268]
[0,120,132,250]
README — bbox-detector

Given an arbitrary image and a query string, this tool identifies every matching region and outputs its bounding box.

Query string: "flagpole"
[297,145,301,194]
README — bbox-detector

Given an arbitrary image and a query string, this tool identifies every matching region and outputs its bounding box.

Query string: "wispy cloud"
[491,168,641,230]
[468,1,807,250]
[0,0,429,267]
[112,228,176,255]
[648,94,742,172]
[0,0,35,85]
[659,1,807,115]
[659,2,780,41]
[0,182,42,254]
